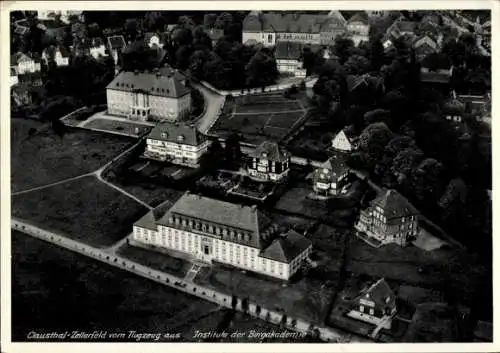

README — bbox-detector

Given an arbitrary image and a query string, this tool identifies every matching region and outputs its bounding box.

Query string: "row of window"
[163,220,253,244]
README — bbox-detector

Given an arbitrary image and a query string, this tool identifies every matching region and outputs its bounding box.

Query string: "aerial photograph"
[9,8,492,344]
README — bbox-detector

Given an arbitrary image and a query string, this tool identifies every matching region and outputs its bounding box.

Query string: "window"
[267,34,273,43]
[369,308,374,315]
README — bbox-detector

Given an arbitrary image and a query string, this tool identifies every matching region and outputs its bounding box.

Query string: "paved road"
[12,218,369,343]
[192,81,226,134]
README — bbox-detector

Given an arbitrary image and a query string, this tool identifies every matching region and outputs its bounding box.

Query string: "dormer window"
[237,233,242,241]
[168,216,174,223]
[222,228,228,236]
[262,152,267,158]
[161,132,167,138]
[177,135,185,142]
[244,234,250,242]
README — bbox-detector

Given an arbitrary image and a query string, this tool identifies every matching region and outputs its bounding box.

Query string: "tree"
[189,49,210,79]
[377,135,416,184]
[358,122,394,170]
[193,26,212,50]
[175,45,193,70]
[224,132,242,167]
[344,54,370,75]
[87,22,102,38]
[203,54,233,89]
[364,108,392,127]
[412,158,446,207]
[203,13,218,28]
[333,35,355,64]
[124,18,139,40]
[144,11,167,32]
[214,12,233,31]
[71,22,88,43]
[390,147,424,186]
[369,36,386,70]
[178,15,195,30]
[245,51,278,88]
[172,27,193,46]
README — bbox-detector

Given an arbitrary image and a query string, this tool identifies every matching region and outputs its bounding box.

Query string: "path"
[12,172,95,196]
[191,81,226,134]
[11,218,369,343]
[184,263,203,282]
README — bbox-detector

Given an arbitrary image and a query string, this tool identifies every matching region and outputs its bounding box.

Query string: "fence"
[11,218,351,342]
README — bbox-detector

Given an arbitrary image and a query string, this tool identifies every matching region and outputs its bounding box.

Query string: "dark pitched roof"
[249,141,289,163]
[371,189,419,219]
[134,210,157,230]
[420,71,451,84]
[158,66,186,82]
[107,70,191,98]
[347,12,369,25]
[275,41,303,60]
[147,121,206,146]
[318,154,348,177]
[157,192,272,249]
[358,278,396,311]
[396,20,417,33]
[243,12,334,34]
[107,35,126,50]
[259,229,311,263]
[413,35,438,50]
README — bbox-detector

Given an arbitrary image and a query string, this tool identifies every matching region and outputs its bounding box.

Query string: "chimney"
[251,205,257,212]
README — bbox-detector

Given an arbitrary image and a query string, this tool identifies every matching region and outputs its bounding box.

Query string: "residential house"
[346,278,397,329]
[89,37,107,59]
[132,192,312,280]
[412,35,439,61]
[242,11,346,47]
[457,92,491,121]
[17,72,43,88]
[346,74,385,103]
[37,10,84,24]
[144,121,210,168]
[274,42,306,77]
[383,19,418,50]
[355,189,419,247]
[247,141,291,182]
[10,67,19,87]
[37,20,67,41]
[41,45,71,67]
[107,35,127,66]
[106,68,192,122]
[346,12,370,45]
[420,53,453,86]
[11,83,43,107]
[331,129,357,152]
[11,52,41,75]
[312,155,349,198]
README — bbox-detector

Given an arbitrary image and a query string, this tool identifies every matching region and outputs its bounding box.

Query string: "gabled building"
[347,278,397,329]
[41,45,70,67]
[420,53,453,86]
[312,155,349,198]
[132,192,312,280]
[89,37,107,59]
[11,52,41,75]
[347,74,385,94]
[355,189,419,247]
[443,93,466,122]
[456,92,491,121]
[247,141,291,182]
[331,129,357,152]
[242,11,346,47]
[412,35,439,61]
[106,68,192,122]
[144,121,210,167]
[346,12,370,45]
[144,32,162,48]
[274,42,306,77]
[17,72,43,88]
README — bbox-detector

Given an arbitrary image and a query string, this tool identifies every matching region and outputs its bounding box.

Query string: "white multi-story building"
[242,11,346,47]
[11,52,41,75]
[132,192,312,280]
[106,68,192,122]
[41,45,70,67]
[143,121,210,168]
[247,141,291,182]
[274,42,306,77]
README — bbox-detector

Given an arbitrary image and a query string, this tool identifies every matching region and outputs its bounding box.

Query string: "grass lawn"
[194,262,335,325]
[12,175,147,247]
[11,231,219,342]
[83,117,153,137]
[11,118,135,192]
[117,242,191,277]
[274,187,329,220]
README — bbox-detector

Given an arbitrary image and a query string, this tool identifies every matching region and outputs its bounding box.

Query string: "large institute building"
[132,192,312,280]
[106,67,192,122]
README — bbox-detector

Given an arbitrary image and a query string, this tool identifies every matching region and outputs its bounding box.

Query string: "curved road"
[191,81,226,135]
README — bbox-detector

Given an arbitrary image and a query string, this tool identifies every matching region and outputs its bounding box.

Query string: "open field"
[82,117,153,137]
[11,118,135,192]
[117,242,191,277]
[195,262,335,325]
[209,93,308,145]
[11,232,220,342]
[12,176,147,247]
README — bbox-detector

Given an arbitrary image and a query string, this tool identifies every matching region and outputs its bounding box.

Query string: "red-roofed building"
[355,189,420,247]
[347,278,397,329]
[132,192,312,280]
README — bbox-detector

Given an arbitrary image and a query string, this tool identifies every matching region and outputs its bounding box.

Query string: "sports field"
[210,93,308,145]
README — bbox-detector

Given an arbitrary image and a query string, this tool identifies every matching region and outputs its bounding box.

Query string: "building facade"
[11,52,41,75]
[331,129,356,152]
[144,121,210,167]
[132,192,312,280]
[312,155,349,197]
[89,37,107,59]
[10,67,18,87]
[347,278,397,329]
[41,45,70,67]
[242,11,346,47]
[247,141,291,182]
[355,189,419,247]
[106,68,191,122]
[274,42,306,77]
[346,12,370,45]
